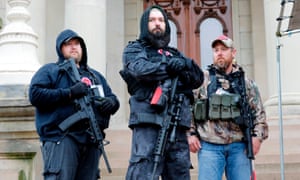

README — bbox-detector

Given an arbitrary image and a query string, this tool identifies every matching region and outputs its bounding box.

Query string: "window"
[200,18,223,69]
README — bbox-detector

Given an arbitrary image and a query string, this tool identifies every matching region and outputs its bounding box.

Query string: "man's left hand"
[252,137,262,156]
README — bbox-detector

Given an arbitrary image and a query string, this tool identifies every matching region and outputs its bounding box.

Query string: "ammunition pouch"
[150,85,167,111]
[209,93,241,120]
[150,79,172,112]
[193,98,208,122]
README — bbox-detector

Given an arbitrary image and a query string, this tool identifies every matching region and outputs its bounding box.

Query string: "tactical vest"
[193,65,243,122]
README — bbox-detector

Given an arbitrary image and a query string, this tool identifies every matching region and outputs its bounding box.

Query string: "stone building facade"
[0,0,299,179]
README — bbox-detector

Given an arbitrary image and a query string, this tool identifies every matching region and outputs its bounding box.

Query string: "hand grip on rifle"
[166,58,186,75]
[70,82,89,99]
[95,97,118,115]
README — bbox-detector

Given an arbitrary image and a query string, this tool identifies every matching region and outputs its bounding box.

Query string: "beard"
[215,61,229,74]
[148,31,170,49]
[64,52,82,64]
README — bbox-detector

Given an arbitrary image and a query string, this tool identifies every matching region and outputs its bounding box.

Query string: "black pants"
[126,126,191,180]
[41,136,101,180]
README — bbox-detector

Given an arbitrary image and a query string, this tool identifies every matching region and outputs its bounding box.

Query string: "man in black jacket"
[29,29,119,180]
[120,5,204,180]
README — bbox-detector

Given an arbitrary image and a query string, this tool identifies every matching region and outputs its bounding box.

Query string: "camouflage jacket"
[192,64,268,144]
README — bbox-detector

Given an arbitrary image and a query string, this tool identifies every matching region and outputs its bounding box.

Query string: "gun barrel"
[246,127,254,159]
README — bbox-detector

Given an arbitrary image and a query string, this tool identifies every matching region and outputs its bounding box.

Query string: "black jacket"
[121,6,203,129]
[29,29,119,143]
[121,40,203,129]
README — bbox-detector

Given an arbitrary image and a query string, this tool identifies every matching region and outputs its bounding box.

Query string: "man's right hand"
[94,97,119,115]
[70,82,88,99]
[188,135,201,153]
[166,58,186,74]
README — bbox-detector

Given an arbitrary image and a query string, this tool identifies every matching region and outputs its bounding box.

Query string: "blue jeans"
[197,141,251,180]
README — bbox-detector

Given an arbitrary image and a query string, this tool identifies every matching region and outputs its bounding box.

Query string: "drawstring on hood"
[139,5,171,48]
[56,29,88,68]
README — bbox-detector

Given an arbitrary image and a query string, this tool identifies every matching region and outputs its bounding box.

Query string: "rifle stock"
[59,59,112,173]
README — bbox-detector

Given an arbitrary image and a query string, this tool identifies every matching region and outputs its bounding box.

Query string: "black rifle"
[151,77,184,180]
[230,68,255,179]
[58,59,112,173]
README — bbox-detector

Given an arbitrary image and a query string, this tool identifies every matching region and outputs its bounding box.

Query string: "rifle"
[230,68,256,180]
[58,59,112,173]
[150,77,184,180]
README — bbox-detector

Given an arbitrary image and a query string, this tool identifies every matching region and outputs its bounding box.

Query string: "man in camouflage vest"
[188,35,268,180]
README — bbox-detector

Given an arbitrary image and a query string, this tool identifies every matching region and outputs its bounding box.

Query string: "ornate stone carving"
[193,0,227,14]
[146,0,184,15]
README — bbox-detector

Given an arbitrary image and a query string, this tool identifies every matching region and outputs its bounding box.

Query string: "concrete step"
[100,119,300,180]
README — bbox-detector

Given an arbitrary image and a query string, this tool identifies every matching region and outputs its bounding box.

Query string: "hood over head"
[56,29,88,67]
[139,5,171,48]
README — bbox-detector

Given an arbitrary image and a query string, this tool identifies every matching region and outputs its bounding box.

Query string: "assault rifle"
[151,77,184,180]
[58,59,112,173]
[230,68,256,180]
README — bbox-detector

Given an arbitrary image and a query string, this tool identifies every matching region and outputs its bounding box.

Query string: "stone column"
[106,0,127,128]
[0,0,42,179]
[0,0,40,84]
[27,0,46,65]
[264,0,300,118]
[64,0,106,74]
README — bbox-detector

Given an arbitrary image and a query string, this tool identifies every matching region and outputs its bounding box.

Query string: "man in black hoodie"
[29,29,119,180]
[120,5,204,180]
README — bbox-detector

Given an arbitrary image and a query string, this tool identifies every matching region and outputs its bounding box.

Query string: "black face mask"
[147,31,170,49]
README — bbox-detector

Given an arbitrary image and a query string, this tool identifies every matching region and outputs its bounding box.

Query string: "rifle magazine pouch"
[209,94,221,120]
[193,98,207,122]
[221,94,231,119]
[231,94,241,119]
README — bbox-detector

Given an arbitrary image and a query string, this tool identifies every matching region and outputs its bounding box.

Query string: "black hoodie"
[139,5,171,48]
[29,29,119,143]
[56,29,88,68]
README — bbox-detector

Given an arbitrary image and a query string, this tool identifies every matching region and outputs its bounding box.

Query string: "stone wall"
[0,85,42,180]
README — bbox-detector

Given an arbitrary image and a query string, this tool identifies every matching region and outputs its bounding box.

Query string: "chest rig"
[194,65,244,122]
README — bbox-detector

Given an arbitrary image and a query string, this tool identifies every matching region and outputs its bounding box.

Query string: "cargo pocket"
[41,141,64,179]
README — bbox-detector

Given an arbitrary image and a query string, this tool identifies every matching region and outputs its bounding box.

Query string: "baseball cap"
[64,36,81,43]
[211,35,234,48]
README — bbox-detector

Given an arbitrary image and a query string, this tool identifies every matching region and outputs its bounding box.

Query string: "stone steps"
[100,119,300,180]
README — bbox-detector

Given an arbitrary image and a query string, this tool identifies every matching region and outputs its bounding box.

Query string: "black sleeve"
[122,41,169,82]
[181,58,204,89]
